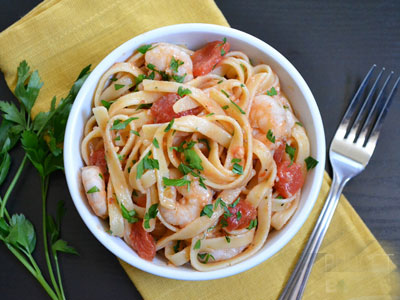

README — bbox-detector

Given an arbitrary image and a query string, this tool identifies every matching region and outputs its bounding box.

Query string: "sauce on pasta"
[80,38,311,270]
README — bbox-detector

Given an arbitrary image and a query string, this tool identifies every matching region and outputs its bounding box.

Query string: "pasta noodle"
[80,39,311,270]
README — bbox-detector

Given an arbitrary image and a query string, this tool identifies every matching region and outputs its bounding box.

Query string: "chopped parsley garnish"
[222,105,229,110]
[184,147,203,171]
[225,236,231,243]
[207,226,216,232]
[101,100,114,110]
[114,84,125,91]
[231,158,241,163]
[136,151,159,179]
[177,86,192,97]
[110,77,118,82]
[230,197,240,208]
[221,48,226,56]
[230,100,246,114]
[305,156,319,171]
[221,89,230,98]
[87,186,100,194]
[247,219,258,230]
[172,74,186,83]
[276,195,284,199]
[267,129,275,143]
[198,253,215,264]
[136,103,153,110]
[135,74,147,85]
[220,218,228,228]
[217,79,223,84]
[232,162,243,175]
[98,173,103,180]
[147,64,170,80]
[194,239,201,250]
[266,87,277,96]
[240,83,245,87]
[173,241,181,253]
[144,203,159,229]
[130,130,140,137]
[295,121,303,127]
[221,37,227,45]
[178,163,193,175]
[285,144,296,164]
[236,211,242,221]
[240,64,245,72]
[162,177,191,189]
[118,154,124,161]
[283,105,289,110]
[137,44,153,54]
[198,176,207,189]
[164,118,174,132]
[170,57,184,73]
[114,136,120,141]
[152,138,160,148]
[111,117,138,130]
[120,203,138,223]
[206,113,215,117]
[214,198,231,218]
[200,204,213,218]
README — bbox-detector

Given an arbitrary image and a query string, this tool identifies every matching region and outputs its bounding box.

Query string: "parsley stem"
[0,155,28,218]
[5,243,58,300]
[53,252,66,300]
[0,196,11,222]
[41,176,62,299]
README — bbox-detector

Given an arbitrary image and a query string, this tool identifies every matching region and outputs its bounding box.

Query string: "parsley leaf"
[0,101,26,127]
[221,89,230,98]
[184,147,203,171]
[177,86,192,97]
[110,117,138,130]
[172,74,186,83]
[230,197,240,208]
[114,84,125,90]
[236,211,242,221]
[221,105,229,110]
[285,144,296,164]
[230,100,246,114]
[121,203,138,223]
[247,219,258,230]
[194,239,201,250]
[101,100,114,110]
[152,138,160,148]
[295,121,303,127]
[232,163,243,175]
[144,204,158,229]
[173,240,181,253]
[305,156,319,171]
[164,118,174,132]
[225,236,231,243]
[200,204,213,218]
[170,57,184,73]
[162,177,191,188]
[198,138,210,152]
[136,103,153,110]
[86,186,100,194]
[136,151,159,179]
[267,129,275,143]
[266,87,277,96]
[137,44,154,54]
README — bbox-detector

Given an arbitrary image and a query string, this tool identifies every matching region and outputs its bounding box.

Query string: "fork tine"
[335,65,376,138]
[347,67,385,142]
[356,71,393,146]
[364,74,400,153]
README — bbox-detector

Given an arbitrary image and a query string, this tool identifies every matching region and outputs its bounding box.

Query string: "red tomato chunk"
[150,93,201,123]
[128,222,156,261]
[89,148,109,182]
[226,200,257,231]
[275,160,304,198]
[191,40,230,77]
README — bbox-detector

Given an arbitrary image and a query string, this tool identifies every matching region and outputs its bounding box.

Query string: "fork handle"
[278,172,348,300]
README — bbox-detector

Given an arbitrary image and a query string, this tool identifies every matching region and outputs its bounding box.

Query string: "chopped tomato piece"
[89,148,109,182]
[273,143,285,164]
[275,160,304,198]
[150,93,201,123]
[191,40,230,77]
[225,200,257,231]
[128,222,156,261]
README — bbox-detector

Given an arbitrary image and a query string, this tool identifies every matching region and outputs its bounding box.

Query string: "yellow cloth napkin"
[0,1,398,299]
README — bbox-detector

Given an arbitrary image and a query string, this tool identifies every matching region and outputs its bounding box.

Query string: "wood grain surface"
[0,0,399,299]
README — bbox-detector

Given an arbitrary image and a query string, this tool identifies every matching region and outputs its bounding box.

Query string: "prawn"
[201,246,246,262]
[81,166,108,219]
[250,95,295,146]
[159,176,213,227]
[145,43,193,82]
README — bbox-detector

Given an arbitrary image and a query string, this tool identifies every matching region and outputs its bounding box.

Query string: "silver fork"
[279,65,400,300]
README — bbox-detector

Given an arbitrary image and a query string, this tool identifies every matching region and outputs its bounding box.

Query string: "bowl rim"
[64,23,326,281]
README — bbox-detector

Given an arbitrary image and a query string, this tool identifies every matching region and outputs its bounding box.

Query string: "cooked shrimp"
[159,176,213,227]
[145,43,194,82]
[250,95,295,146]
[81,166,108,219]
[205,246,246,262]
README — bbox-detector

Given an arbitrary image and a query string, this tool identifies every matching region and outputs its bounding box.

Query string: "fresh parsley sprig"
[0,61,90,300]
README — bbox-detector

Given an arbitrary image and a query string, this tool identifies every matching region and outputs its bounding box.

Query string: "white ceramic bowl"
[64,23,326,281]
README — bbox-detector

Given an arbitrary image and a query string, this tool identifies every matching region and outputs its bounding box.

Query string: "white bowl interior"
[64,23,326,281]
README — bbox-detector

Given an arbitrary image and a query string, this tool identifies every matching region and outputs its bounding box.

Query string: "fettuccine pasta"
[80,39,317,270]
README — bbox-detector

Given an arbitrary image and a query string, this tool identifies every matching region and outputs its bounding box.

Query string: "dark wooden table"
[1,1,399,299]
